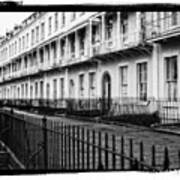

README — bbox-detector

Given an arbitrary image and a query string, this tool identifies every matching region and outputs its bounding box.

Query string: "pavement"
[3,106,180,136]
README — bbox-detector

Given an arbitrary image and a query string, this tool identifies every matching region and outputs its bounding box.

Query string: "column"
[151,43,160,100]
[89,19,92,57]
[56,38,60,64]
[136,12,141,43]
[101,13,105,52]
[65,36,69,62]
[75,31,79,59]
[116,12,121,49]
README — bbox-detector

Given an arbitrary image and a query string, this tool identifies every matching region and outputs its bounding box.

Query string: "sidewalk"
[3,106,180,136]
[153,125,180,136]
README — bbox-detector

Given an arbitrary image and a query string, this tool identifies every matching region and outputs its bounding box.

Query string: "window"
[29,54,33,67]
[41,22,45,40]
[92,17,101,44]
[15,41,17,54]
[46,83,50,99]
[35,82,38,99]
[69,79,74,98]
[69,33,75,58]
[26,33,29,48]
[71,12,76,21]
[25,83,28,98]
[79,74,84,98]
[40,48,44,63]
[19,38,21,52]
[21,84,24,99]
[61,12,65,27]
[22,36,25,50]
[54,12,58,31]
[24,56,28,68]
[48,16,52,35]
[60,38,66,58]
[121,12,128,42]
[120,66,128,97]
[36,26,39,43]
[60,78,64,99]
[105,13,114,40]
[31,29,35,45]
[165,56,177,101]
[30,85,33,99]
[33,51,37,66]
[89,72,96,97]
[79,28,86,56]
[51,41,57,60]
[45,45,50,63]
[40,81,44,99]
[172,12,178,26]
[53,79,57,99]
[137,62,147,101]
[164,12,171,30]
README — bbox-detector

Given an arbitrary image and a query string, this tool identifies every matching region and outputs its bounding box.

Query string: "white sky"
[0,12,32,36]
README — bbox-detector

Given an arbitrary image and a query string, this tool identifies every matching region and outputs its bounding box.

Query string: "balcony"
[121,30,142,50]
[145,13,180,42]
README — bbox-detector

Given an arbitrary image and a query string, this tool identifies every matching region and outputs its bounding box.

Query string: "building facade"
[0,12,179,121]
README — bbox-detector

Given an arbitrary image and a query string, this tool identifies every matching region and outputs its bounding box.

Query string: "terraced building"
[0,12,179,123]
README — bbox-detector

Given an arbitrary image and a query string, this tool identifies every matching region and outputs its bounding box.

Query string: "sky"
[0,12,32,36]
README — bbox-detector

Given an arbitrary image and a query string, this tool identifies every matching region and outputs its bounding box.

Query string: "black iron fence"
[0,110,179,171]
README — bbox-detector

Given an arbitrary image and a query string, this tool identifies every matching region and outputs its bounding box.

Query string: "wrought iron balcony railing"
[145,13,180,40]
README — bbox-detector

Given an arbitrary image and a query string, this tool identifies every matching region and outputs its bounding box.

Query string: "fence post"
[72,125,76,170]
[129,139,133,169]
[42,116,48,170]
[61,122,64,169]
[132,158,139,171]
[152,145,156,168]
[77,126,80,170]
[87,129,90,170]
[97,131,104,170]
[105,133,109,170]
[112,134,116,170]
[163,147,170,171]
[64,125,67,169]
[92,130,96,170]
[140,141,144,170]
[68,125,71,170]
[81,128,85,170]
[121,136,124,170]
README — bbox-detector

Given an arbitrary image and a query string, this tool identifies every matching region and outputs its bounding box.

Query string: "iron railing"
[0,110,177,171]
[145,12,180,40]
